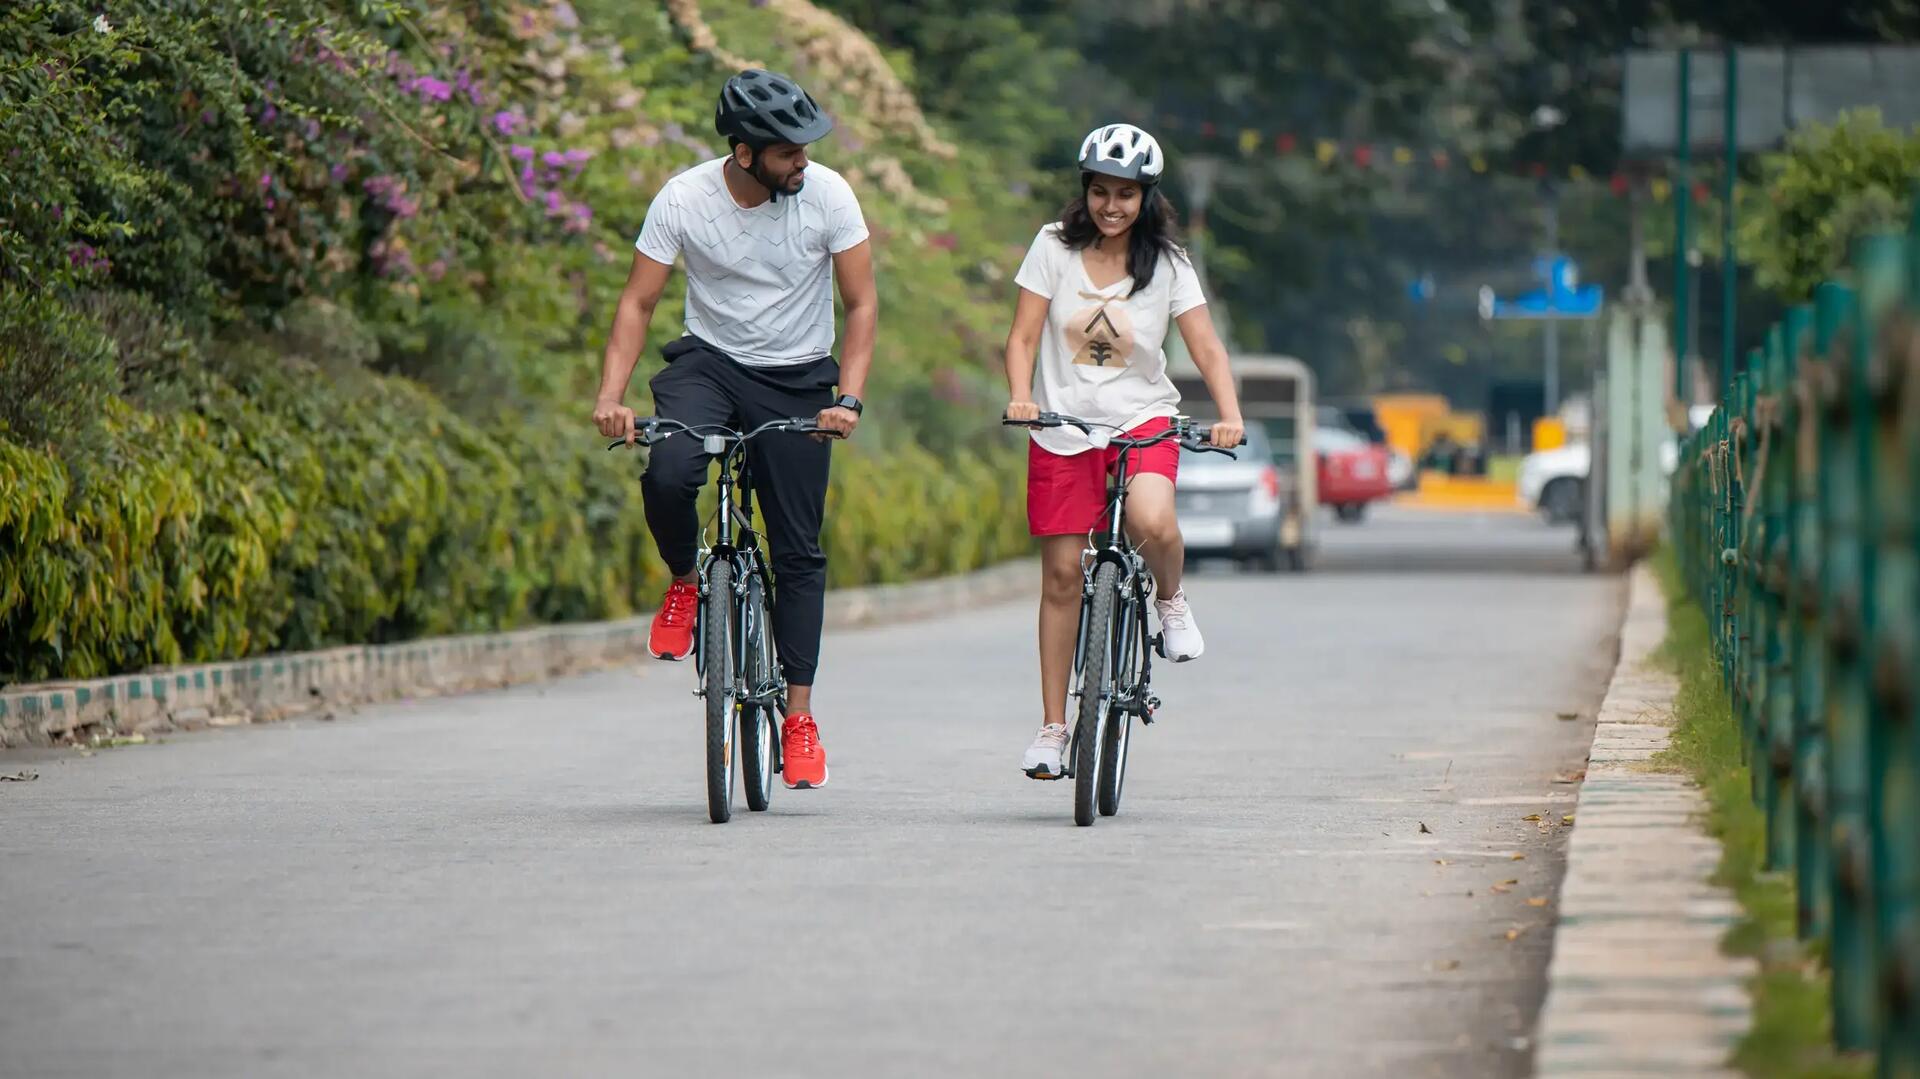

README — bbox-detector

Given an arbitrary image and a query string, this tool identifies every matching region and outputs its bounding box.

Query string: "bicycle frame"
[1069,432,1162,725]
[691,441,785,717]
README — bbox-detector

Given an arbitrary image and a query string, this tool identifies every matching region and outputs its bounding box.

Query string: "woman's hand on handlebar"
[1004,400,1041,424]
[594,396,637,444]
[1208,417,1246,450]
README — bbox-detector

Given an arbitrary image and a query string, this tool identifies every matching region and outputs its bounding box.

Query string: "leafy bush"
[0,0,1041,684]
[0,286,117,452]
[1741,109,1920,300]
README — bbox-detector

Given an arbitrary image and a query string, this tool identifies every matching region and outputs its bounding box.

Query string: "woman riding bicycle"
[1002,123,1246,779]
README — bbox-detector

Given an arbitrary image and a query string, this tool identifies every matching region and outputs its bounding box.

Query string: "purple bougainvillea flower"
[491,110,522,136]
[330,163,349,182]
[508,143,535,162]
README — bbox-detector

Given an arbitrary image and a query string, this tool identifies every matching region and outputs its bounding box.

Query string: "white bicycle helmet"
[1077,123,1165,184]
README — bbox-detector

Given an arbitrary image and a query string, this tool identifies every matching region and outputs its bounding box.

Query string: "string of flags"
[1149,112,1718,203]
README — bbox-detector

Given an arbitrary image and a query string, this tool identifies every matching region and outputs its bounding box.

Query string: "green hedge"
[0,355,1027,685]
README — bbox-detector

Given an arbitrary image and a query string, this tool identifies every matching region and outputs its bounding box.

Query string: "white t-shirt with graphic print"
[635,158,869,368]
[1013,223,1208,456]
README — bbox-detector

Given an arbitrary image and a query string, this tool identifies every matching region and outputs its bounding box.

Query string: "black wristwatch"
[834,394,864,416]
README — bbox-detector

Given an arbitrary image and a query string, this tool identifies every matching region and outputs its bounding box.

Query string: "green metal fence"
[1668,199,1920,1073]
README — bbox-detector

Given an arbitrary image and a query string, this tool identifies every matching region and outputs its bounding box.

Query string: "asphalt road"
[1,506,1622,1079]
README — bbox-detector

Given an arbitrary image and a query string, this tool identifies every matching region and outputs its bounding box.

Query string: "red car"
[1315,427,1395,522]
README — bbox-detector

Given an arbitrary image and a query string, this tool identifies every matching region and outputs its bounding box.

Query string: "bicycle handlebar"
[1002,411,1238,457]
[606,415,844,451]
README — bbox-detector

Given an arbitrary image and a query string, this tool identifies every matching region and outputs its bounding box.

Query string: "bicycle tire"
[704,560,736,824]
[1073,562,1120,827]
[739,572,776,813]
[1098,590,1139,817]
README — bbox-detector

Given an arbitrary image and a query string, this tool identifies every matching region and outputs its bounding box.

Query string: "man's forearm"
[597,299,652,401]
[837,300,878,398]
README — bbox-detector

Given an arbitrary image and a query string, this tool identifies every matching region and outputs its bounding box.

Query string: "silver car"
[1175,425,1290,570]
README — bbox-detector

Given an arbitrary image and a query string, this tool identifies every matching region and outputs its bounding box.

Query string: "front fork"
[1070,549,1159,722]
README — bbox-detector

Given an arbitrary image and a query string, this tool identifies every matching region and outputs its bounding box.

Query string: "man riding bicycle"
[593,70,877,790]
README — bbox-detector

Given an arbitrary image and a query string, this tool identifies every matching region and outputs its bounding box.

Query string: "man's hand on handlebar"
[813,405,859,443]
[594,396,637,445]
[1208,418,1246,451]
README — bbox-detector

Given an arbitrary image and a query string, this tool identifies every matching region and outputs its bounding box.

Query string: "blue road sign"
[1481,255,1604,321]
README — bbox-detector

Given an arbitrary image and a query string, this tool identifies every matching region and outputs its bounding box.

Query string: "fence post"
[1855,230,1916,1071]
[1822,269,1878,1051]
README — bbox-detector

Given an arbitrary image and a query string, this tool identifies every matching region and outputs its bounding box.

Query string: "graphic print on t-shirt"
[1066,290,1137,369]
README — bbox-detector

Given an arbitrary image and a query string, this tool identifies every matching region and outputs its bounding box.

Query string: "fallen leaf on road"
[1553,769,1586,784]
[1434,859,1451,866]
[1506,927,1529,941]
[1556,711,1579,721]
[1419,822,1433,834]
[1511,853,1527,861]
[1432,959,1461,972]
[1527,897,1549,907]
[1562,814,1576,824]
[1490,881,1515,894]
[1,770,38,782]
[1523,814,1543,822]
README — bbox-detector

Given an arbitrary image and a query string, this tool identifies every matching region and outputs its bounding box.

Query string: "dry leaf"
[1556,711,1579,721]
[1490,882,1514,894]
[1505,927,1527,941]
[1432,959,1461,971]
[1562,814,1576,824]
[1553,769,1586,784]
[1434,858,1451,866]
[1501,878,1519,885]
[1527,897,1549,907]
[1511,853,1527,861]
[1523,814,1543,822]
[1419,822,1433,834]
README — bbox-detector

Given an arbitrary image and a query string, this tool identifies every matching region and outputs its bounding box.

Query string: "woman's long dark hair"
[1056,174,1186,297]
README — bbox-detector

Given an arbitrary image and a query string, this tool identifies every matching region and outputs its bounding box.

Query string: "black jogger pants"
[640,336,838,686]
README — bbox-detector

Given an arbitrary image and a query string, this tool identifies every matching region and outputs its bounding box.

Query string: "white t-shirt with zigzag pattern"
[636,158,868,367]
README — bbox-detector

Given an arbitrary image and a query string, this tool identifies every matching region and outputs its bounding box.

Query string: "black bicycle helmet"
[714,69,835,147]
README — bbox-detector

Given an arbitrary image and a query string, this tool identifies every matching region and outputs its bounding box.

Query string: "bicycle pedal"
[1142,696,1162,723]
[1151,632,1167,659]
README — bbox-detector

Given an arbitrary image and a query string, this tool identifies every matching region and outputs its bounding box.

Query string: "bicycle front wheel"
[739,571,776,813]
[704,560,736,824]
[1073,561,1120,827]
[1098,590,1142,817]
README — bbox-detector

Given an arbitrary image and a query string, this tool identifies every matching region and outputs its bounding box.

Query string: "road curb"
[1534,564,1755,1076]
[0,559,1036,749]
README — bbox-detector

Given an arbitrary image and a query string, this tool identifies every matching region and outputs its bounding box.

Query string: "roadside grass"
[1647,549,1872,1079]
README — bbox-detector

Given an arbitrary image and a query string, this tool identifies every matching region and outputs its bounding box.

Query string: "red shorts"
[1026,417,1181,536]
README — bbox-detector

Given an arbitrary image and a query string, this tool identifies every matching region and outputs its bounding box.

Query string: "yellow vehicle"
[1171,355,1316,571]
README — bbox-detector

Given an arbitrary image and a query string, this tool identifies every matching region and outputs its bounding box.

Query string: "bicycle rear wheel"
[1073,562,1120,827]
[739,571,776,813]
[704,560,736,824]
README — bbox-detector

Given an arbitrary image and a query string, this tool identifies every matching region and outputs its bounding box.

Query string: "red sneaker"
[648,579,699,660]
[781,713,829,789]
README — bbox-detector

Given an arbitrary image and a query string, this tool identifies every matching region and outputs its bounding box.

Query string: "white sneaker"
[1155,589,1205,662]
[1021,724,1070,779]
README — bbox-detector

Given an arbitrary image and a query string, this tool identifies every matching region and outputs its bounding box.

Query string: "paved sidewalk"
[1535,565,1755,1076]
